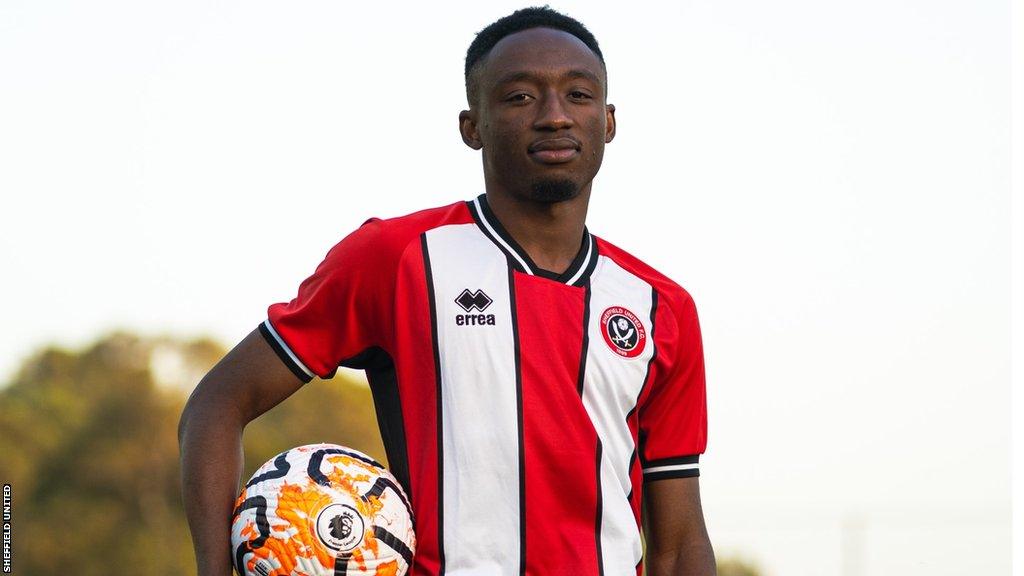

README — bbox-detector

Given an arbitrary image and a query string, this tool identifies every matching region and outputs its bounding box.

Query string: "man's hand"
[178,328,307,576]
[643,477,716,576]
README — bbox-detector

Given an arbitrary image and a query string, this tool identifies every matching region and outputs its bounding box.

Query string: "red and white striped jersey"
[261,195,707,576]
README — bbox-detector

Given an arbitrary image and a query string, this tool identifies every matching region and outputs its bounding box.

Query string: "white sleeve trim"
[642,462,700,474]
[263,319,315,379]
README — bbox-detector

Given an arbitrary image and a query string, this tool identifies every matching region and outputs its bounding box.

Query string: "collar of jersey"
[467,194,598,287]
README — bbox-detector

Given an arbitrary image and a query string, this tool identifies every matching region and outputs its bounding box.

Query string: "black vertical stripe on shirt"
[364,352,413,510]
[626,287,660,423]
[595,439,605,576]
[576,282,592,397]
[339,347,413,510]
[420,233,446,574]
[507,265,527,576]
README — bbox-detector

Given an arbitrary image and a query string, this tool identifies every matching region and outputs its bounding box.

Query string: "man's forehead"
[480,27,605,82]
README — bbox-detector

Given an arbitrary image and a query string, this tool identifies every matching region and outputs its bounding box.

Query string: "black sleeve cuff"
[258,320,315,383]
[641,454,700,482]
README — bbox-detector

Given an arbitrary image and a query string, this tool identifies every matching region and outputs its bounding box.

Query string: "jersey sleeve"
[260,218,396,382]
[637,290,707,481]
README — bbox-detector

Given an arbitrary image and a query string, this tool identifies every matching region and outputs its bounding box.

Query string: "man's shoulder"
[360,199,471,240]
[340,198,472,255]
[594,236,696,313]
[313,198,472,280]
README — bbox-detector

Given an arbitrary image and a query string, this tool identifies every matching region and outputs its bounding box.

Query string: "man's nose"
[533,91,574,131]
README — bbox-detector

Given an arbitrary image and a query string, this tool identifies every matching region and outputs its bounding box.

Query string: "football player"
[180,7,714,575]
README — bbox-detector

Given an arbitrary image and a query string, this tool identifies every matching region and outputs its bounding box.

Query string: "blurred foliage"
[0,331,758,576]
[717,556,764,576]
[0,332,384,576]
[639,555,763,576]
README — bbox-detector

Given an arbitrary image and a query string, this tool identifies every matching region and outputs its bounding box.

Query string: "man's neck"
[484,186,591,276]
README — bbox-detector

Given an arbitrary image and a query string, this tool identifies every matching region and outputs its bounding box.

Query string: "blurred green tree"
[717,556,764,576]
[0,332,384,575]
[639,555,763,576]
[1,331,763,576]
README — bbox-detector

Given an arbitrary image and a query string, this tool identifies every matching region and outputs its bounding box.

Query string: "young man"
[179,7,715,576]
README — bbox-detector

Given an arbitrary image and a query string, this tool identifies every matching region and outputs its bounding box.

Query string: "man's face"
[460,27,616,203]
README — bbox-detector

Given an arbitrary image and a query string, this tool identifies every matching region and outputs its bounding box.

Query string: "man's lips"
[528,138,581,164]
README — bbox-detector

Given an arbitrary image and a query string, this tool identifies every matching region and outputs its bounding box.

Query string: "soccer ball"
[231,443,416,576]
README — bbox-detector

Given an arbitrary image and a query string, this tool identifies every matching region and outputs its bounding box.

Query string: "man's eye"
[569,91,593,100]
[507,93,532,102]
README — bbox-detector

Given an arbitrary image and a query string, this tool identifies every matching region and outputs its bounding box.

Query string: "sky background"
[0,1,1014,574]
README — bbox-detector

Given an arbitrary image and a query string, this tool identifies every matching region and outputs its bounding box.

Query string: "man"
[179,7,715,576]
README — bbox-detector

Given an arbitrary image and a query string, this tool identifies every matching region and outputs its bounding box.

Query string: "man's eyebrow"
[494,68,602,86]
[564,69,601,84]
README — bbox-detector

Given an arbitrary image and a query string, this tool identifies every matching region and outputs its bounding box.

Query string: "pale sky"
[0,1,1013,574]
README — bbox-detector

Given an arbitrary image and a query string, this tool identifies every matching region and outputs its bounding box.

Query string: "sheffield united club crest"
[600,306,647,358]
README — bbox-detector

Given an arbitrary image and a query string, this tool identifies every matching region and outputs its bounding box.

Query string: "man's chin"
[527,179,579,204]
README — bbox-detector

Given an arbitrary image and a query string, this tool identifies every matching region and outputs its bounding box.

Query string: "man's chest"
[406,222,659,430]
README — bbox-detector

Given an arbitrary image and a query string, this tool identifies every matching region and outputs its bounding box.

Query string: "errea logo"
[455,289,496,326]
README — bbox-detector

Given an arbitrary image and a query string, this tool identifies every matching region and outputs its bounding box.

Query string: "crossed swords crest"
[608,315,636,348]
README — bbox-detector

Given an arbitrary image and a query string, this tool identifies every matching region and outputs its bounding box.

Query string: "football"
[231,443,416,576]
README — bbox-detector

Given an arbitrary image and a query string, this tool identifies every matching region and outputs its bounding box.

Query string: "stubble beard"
[527,178,579,204]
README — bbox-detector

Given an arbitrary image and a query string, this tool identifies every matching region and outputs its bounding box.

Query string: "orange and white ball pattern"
[231,444,415,576]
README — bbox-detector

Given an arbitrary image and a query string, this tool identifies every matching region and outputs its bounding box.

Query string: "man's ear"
[605,103,617,143]
[459,110,483,150]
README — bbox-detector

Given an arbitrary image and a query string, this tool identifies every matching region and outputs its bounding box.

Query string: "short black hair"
[464,6,605,105]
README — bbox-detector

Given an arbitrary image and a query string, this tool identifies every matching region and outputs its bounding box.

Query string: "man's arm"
[643,477,716,576]
[177,328,307,576]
